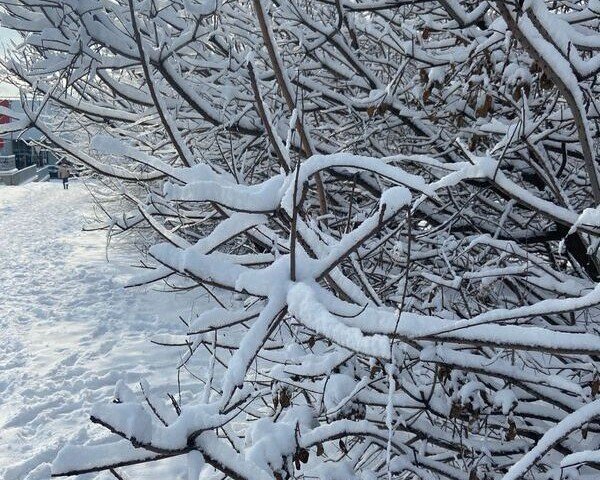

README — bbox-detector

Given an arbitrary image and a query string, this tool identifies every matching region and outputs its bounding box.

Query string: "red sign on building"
[0,99,10,150]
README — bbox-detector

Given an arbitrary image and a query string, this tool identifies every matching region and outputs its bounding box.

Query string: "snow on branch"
[5,0,600,478]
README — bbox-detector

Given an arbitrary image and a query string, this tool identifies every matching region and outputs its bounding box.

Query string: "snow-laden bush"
[3,0,600,478]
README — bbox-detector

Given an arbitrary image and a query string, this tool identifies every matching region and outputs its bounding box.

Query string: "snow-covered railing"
[0,163,36,186]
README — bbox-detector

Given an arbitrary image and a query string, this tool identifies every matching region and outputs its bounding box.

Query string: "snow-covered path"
[0,181,197,479]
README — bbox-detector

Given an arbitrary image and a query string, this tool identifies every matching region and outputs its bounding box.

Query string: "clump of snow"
[493,388,518,415]
[91,402,153,444]
[187,450,205,480]
[245,418,296,474]
[314,460,359,480]
[568,207,600,236]
[323,374,356,411]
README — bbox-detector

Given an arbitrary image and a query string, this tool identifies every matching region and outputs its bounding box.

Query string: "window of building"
[12,140,49,170]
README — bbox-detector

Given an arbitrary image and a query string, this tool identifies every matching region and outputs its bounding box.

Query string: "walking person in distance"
[58,162,70,190]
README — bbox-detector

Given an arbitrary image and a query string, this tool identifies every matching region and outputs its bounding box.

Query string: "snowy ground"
[0,180,206,479]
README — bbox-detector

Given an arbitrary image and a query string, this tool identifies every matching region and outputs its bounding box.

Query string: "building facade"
[0,99,57,185]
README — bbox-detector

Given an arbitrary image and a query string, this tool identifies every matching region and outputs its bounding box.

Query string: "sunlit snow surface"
[0,180,205,479]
